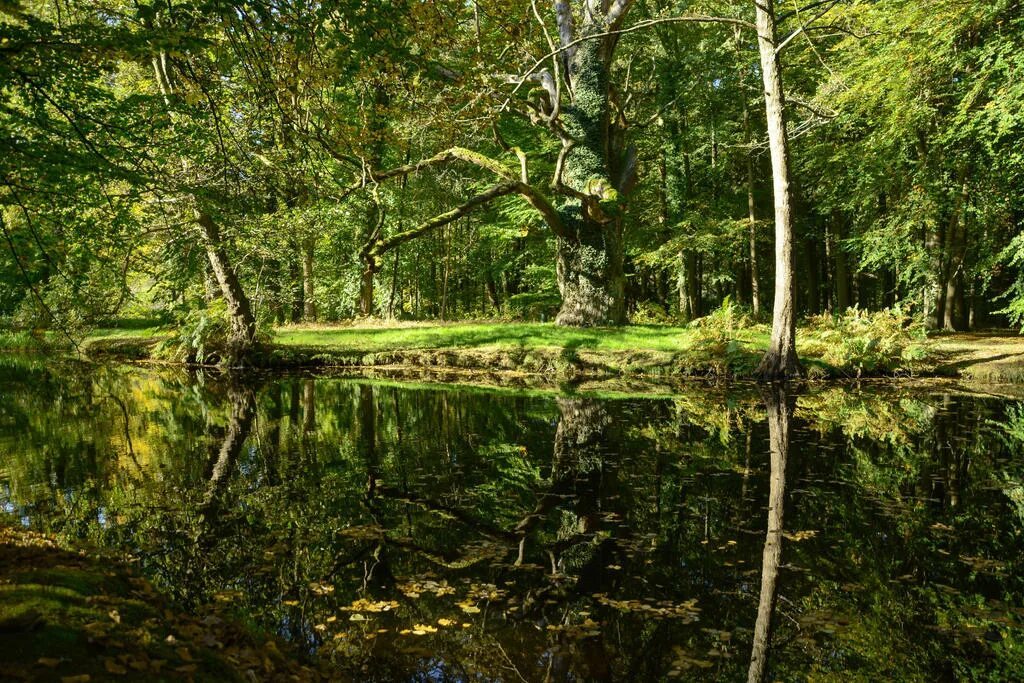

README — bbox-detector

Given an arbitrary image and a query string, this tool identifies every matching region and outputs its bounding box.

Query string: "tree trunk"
[359,260,376,318]
[197,212,258,362]
[302,236,316,322]
[754,0,802,379]
[388,248,401,319]
[743,65,761,317]
[289,244,304,323]
[804,237,820,314]
[554,30,626,327]
[832,214,851,312]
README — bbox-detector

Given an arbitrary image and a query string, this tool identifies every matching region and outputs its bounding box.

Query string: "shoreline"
[5,324,1023,386]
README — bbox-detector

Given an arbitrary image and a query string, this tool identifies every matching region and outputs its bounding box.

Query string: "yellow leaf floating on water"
[457,601,481,614]
[437,618,457,627]
[782,530,818,542]
[411,624,438,635]
[108,609,121,624]
[37,658,61,668]
[104,659,127,675]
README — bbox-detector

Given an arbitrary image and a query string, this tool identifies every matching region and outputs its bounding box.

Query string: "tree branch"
[506,14,756,106]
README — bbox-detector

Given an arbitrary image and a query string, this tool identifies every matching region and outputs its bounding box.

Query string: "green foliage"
[156,299,267,365]
[804,306,929,376]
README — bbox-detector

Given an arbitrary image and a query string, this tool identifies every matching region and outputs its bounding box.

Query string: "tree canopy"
[1,0,1022,368]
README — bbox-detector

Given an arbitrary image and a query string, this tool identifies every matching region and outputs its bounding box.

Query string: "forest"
[2,2,1024,681]
[0,0,1022,379]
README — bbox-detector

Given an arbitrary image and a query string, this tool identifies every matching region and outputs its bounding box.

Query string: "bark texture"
[197,212,258,362]
[754,0,802,380]
[552,3,635,327]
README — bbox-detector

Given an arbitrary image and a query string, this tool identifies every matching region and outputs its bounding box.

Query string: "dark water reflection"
[2,357,1024,681]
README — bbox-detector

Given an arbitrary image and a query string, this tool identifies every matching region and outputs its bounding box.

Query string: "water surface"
[2,357,1022,681]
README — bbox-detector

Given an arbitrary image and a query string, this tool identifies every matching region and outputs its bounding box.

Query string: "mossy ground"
[0,525,326,682]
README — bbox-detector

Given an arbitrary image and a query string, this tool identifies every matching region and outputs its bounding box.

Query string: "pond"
[1,356,1023,681]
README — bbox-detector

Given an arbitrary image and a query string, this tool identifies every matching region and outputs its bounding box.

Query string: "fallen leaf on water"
[176,647,193,661]
[37,658,61,668]
[437,618,456,627]
[108,609,121,624]
[411,624,438,635]
[104,659,127,675]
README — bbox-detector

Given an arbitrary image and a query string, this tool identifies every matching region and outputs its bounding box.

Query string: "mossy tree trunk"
[552,7,634,327]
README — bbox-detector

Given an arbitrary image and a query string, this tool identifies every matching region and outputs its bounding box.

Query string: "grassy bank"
[0,525,324,682]
[4,319,1022,383]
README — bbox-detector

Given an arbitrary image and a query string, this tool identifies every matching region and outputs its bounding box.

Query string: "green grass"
[0,324,168,352]
[5,319,1023,382]
[274,321,769,354]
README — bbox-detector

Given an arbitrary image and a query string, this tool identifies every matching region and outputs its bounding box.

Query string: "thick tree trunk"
[554,28,627,327]
[197,212,258,362]
[747,383,790,683]
[754,0,802,379]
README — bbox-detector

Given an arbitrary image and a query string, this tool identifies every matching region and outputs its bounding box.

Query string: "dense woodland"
[1,0,1023,377]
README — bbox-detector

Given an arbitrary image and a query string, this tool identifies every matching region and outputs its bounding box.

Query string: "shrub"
[804,305,928,376]
[685,298,761,375]
[630,301,673,325]
[155,299,268,365]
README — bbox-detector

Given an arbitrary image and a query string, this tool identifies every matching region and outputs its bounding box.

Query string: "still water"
[1,356,1023,681]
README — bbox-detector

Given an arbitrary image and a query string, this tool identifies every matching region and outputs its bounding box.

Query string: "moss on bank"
[0,525,326,682]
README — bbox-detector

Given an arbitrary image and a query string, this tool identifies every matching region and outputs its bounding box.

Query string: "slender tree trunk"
[742,71,761,316]
[754,0,801,379]
[197,213,258,361]
[289,244,304,323]
[834,220,851,313]
[359,259,376,317]
[804,237,820,314]
[302,236,316,322]
[388,248,401,319]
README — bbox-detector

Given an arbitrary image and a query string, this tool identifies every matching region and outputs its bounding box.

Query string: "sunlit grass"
[274,321,770,354]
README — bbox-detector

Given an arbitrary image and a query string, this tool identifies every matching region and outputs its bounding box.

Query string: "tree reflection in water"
[1,360,1023,681]
[748,383,791,683]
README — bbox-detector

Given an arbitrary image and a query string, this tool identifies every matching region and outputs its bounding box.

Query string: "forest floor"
[4,321,1023,383]
[929,332,1024,383]
[0,524,328,682]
